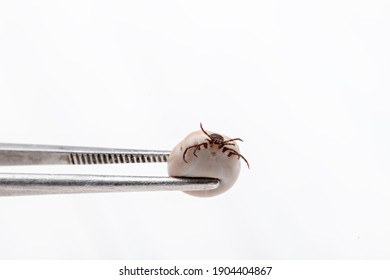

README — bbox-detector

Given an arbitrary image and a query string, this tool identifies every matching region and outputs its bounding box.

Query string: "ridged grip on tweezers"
[69,152,168,165]
[0,143,170,166]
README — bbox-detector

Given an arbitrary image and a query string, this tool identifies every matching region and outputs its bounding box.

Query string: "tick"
[182,123,249,168]
[167,123,249,197]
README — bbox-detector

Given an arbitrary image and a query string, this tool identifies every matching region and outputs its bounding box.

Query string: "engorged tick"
[182,123,250,168]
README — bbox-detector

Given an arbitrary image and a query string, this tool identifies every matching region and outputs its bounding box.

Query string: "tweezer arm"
[0,143,170,165]
[0,174,219,196]
[0,143,220,196]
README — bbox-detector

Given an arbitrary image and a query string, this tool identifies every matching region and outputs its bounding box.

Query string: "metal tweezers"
[0,143,219,196]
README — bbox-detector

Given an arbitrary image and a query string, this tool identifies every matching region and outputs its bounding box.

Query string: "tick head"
[209,133,224,145]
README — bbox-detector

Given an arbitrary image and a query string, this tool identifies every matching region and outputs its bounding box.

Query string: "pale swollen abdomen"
[167,129,244,197]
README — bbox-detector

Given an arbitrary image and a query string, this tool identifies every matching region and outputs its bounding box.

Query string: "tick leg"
[223,138,243,144]
[183,143,207,163]
[221,145,235,152]
[219,143,235,149]
[183,144,200,163]
[193,146,201,157]
[224,147,250,169]
[193,142,208,157]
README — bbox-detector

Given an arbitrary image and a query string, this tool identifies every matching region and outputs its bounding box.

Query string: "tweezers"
[0,143,219,196]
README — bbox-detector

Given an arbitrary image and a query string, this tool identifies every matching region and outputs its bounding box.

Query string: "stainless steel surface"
[0,143,220,196]
[0,143,170,166]
[0,173,219,196]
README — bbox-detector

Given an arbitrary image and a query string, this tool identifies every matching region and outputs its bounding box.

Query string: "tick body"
[167,124,249,197]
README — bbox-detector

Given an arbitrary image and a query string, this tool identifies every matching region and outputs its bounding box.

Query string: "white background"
[0,0,389,259]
